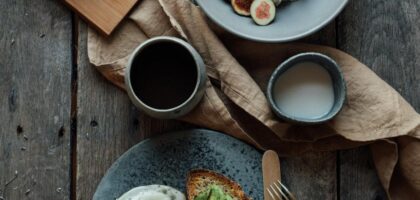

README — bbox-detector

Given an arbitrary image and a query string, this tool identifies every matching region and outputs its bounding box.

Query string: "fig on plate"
[250,0,276,25]
[231,0,254,16]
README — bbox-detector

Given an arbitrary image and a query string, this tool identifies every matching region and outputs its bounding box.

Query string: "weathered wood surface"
[339,147,386,200]
[0,1,72,200]
[338,0,420,199]
[1,0,419,200]
[74,20,192,200]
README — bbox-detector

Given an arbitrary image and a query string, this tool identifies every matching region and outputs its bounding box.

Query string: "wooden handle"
[64,0,138,36]
[263,150,281,200]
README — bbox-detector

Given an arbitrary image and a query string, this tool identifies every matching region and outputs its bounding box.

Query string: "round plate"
[196,0,348,42]
[93,129,263,199]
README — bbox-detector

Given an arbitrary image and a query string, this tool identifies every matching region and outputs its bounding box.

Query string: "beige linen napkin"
[87,0,420,199]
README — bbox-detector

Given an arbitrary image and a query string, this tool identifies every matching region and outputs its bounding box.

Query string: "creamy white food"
[273,62,335,119]
[117,185,186,200]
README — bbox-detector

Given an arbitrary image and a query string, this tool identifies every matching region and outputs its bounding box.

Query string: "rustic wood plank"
[339,147,386,200]
[282,152,337,199]
[280,23,338,200]
[0,1,72,199]
[338,0,420,199]
[75,20,192,200]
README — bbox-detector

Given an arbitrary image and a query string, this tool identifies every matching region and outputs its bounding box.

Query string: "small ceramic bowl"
[125,36,207,119]
[267,52,346,124]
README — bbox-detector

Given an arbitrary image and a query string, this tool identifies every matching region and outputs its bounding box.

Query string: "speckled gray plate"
[93,129,263,200]
[195,0,348,42]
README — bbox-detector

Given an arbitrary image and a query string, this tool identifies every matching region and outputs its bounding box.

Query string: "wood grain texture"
[282,152,337,200]
[338,0,420,110]
[339,147,386,200]
[338,0,420,199]
[0,1,72,199]
[65,0,138,35]
[75,20,192,200]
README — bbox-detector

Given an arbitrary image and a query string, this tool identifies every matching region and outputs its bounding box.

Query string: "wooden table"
[1,1,419,199]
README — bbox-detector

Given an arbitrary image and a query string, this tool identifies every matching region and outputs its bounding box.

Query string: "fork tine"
[277,180,297,200]
[273,182,289,200]
[267,188,276,199]
[269,185,282,199]
[266,180,296,200]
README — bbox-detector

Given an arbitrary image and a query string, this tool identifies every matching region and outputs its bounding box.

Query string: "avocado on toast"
[187,169,251,200]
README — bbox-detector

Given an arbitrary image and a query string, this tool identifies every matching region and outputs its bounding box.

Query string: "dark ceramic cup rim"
[267,52,347,124]
[125,36,206,119]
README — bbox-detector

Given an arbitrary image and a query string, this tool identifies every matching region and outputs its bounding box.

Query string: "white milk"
[273,62,335,119]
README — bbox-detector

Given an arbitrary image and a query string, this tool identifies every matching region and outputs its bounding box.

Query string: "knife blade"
[262,150,281,200]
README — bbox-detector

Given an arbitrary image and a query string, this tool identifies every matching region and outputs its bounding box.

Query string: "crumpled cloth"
[87,0,420,199]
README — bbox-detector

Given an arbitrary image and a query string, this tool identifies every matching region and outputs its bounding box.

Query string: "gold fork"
[262,150,297,200]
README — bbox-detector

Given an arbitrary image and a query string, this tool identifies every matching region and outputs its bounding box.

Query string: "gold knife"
[262,150,281,200]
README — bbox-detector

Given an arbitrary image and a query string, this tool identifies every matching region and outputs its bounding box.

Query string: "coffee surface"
[130,41,198,109]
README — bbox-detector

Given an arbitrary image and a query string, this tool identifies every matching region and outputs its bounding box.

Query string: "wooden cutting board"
[64,0,138,36]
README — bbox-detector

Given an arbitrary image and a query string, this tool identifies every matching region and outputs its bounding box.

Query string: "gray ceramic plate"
[195,0,348,42]
[93,129,263,200]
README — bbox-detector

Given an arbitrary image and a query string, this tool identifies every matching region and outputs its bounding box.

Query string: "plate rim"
[196,0,349,43]
[93,128,263,199]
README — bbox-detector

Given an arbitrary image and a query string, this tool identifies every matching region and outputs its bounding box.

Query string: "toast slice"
[187,169,251,200]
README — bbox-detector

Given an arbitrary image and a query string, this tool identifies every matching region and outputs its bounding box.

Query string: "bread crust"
[186,169,250,200]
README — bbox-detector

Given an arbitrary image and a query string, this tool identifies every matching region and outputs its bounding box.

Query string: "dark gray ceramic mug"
[267,52,346,124]
[125,36,206,119]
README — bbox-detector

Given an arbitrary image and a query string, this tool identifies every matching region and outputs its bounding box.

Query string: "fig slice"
[250,0,276,25]
[231,0,254,16]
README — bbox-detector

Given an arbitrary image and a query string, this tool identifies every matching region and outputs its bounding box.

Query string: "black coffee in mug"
[130,41,198,109]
